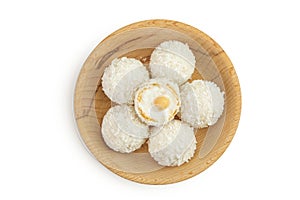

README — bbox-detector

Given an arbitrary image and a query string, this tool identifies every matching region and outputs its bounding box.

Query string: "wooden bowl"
[74,19,241,184]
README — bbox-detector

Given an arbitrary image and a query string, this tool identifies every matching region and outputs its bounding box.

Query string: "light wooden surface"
[74,19,241,184]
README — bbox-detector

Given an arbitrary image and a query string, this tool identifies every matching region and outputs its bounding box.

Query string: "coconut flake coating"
[148,120,196,166]
[134,78,181,127]
[102,57,149,104]
[150,40,196,85]
[180,80,225,128]
[101,105,149,153]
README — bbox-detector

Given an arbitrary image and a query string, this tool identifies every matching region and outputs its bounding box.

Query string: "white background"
[1,0,299,199]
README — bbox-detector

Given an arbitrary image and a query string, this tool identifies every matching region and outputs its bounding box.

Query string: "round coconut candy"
[149,40,196,85]
[134,78,181,127]
[148,120,196,167]
[101,105,149,153]
[102,57,149,104]
[180,80,225,128]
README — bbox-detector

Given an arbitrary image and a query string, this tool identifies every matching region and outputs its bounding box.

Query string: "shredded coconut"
[102,57,149,104]
[180,80,224,128]
[150,40,195,85]
[101,105,149,153]
[148,120,196,166]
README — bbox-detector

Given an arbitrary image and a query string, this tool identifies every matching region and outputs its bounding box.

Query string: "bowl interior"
[74,20,241,184]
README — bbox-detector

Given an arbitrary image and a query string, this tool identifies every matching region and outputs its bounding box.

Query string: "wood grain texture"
[74,19,242,184]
